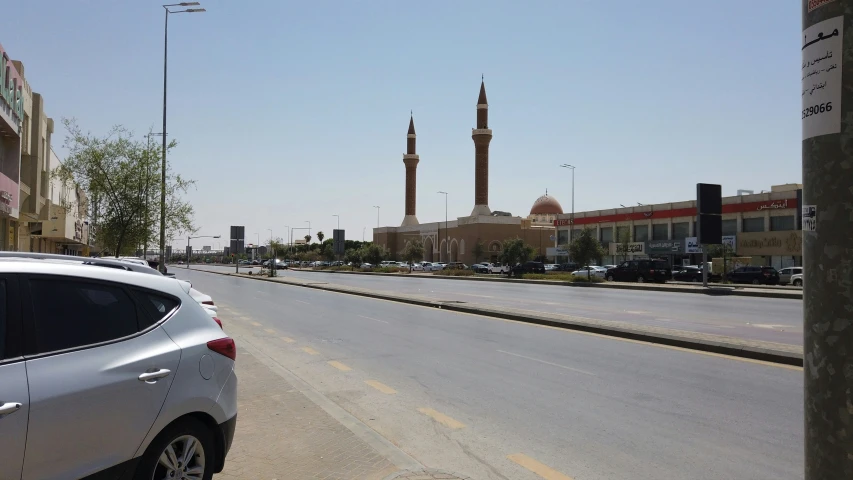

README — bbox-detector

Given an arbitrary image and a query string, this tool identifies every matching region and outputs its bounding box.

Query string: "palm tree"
[317,231,325,243]
[304,234,312,244]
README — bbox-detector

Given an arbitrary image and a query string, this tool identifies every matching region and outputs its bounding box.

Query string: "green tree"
[304,234,312,244]
[706,242,737,278]
[401,238,425,270]
[360,242,387,265]
[317,231,325,243]
[344,247,362,268]
[321,243,335,261]
[568,227,608,280]
[472,239,486,263]
[499,238,535,275]
[55,119,196,256]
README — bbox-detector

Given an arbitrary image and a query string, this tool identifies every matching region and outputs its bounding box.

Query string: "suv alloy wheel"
[135,417,216,480]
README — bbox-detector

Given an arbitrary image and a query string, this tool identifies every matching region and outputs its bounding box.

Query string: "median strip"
[189,267,804,367]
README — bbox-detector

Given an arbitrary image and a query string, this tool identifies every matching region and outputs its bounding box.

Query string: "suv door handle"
[138,369,172,383]
[0,402,22,416]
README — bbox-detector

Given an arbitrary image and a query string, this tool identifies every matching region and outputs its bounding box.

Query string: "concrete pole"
[802,2,853,478]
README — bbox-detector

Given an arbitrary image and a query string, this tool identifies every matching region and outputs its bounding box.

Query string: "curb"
[284,268,803,300]
[189,267,803,367]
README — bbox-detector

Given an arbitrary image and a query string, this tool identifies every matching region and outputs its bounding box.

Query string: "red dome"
[530,194,564,215]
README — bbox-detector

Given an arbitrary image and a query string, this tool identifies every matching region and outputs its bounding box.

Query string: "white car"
[545,264,558,271]
[571,266,608,279]
[790,273,803,286]
[175,279,218,313]
[430,262,445,271]
[411,262,425,271]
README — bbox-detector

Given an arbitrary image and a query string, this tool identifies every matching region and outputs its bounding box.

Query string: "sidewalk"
[216,342,470,479]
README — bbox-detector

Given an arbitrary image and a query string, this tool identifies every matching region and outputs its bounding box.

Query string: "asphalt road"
[178,268,803,480]
[198,265,803,345]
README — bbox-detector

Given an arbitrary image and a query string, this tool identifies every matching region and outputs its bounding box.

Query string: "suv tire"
[752,279,760,285]
[606,274,614,282]
[134,417,216,480]
[793,279,803,286]
[636,276,645,283]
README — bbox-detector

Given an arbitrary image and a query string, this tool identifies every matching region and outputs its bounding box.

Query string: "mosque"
[373,80,560,263]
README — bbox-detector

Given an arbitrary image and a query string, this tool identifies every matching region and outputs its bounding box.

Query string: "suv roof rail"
[0,252,164,276]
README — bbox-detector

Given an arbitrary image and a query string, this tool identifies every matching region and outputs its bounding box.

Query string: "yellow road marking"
[280,337,296,343]
[264,328,276,334]
[417,407,465,429]
[302,346,319,355]
[250,321,262,327]
[365,380,397,394]
[328,361,352,371]
[507,453,573,480]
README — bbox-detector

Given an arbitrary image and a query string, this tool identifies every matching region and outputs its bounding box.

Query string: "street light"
[283,225,291,258]
[143,132,163,258]
[559,164,575,247]
[305,221,311,240]
[159,2,205,273]
[437,192,448,262]
[187,234,220,268]
[373,206,380,228]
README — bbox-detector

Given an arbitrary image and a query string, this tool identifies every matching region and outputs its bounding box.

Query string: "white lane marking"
[358,314,389,324]
[293,299,310,305]
[497,350,596,376]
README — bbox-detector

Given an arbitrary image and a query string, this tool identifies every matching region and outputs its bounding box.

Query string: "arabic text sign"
[802,205,817,232]
[802,16,843,140]
[685,237,703,254]
[755,199,791,211]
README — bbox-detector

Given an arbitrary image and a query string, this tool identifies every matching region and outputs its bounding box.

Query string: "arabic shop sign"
[802,16,843,140]
[685,237,703,254]
[554,218,573,227]
[647,240,681,254]
[0,46,24,129]
[755,199,791,211]
[736,231,803,256]
[609,242,645,255]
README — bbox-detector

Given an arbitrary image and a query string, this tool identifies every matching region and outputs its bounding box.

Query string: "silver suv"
[0,258,237,480]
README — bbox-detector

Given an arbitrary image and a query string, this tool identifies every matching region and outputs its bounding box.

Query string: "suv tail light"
[649,269,655,274]
[213,317,223,329]
[207,338,236,360]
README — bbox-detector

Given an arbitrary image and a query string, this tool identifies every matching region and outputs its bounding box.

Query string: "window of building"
[557,229,569,245]
[600,227,613,243]
[722,219,737,235]
[634,225,649,242]
[30,278,139,354]
[742,217,765,233]
[770,215,795,231]
[672,222,690,239]
[651,224,668,240]
[616,226,630,242]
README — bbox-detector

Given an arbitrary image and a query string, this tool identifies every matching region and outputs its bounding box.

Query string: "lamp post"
[283,225,290,259]
[559,164,575,248]
[143,132,163,259]
[373,206,380,228]
[187,234,220,268]
[159,2,205,273]
[438,192,448,262]
[305,221,311,241]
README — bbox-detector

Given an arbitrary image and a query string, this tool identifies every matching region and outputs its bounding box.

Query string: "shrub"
[433,269,475,277]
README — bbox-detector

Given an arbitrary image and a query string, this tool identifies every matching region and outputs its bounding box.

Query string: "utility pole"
[802,2,853,478]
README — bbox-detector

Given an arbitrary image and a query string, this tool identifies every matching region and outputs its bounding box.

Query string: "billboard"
[229,225,245,254]
[333,229,345,255]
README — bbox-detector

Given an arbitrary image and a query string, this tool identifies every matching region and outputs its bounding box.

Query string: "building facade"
[0,44,25,251]
[375,80,555,262]
[553,184,803,269]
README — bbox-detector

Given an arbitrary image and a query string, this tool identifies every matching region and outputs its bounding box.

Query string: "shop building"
[0,44,25,251]
[27,149,89,255]
[553,184,803,269]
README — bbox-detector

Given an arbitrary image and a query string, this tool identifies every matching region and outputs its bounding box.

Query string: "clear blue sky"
[4,0,800,248]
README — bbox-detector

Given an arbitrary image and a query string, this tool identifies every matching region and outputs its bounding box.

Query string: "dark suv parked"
[725,266,780,285]
[605,260,670,283]
[512,261,546,275]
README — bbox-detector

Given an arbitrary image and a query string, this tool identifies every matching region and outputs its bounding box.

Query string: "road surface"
[178,268,802,480]
[196,265,802,345]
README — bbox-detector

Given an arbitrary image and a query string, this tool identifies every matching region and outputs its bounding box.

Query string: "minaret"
[401,113,420,226]
[471,78,492,216]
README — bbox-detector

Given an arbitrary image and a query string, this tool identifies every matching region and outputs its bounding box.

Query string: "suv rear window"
[133,290,180,329]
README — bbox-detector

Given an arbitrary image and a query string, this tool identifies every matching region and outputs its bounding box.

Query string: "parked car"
[778,267,803,285]
[429,262,445,271]
[544,264,558,272]
[726,266,780,285]
[445,262,467,270]
[605,260,670,283]
[0,256,237,479]
[484,262,510,274]
[571,266,607,279]
[554,263,579,272]
[790,273,803,286]
[512,261,546,275]
[671,266,722,283]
